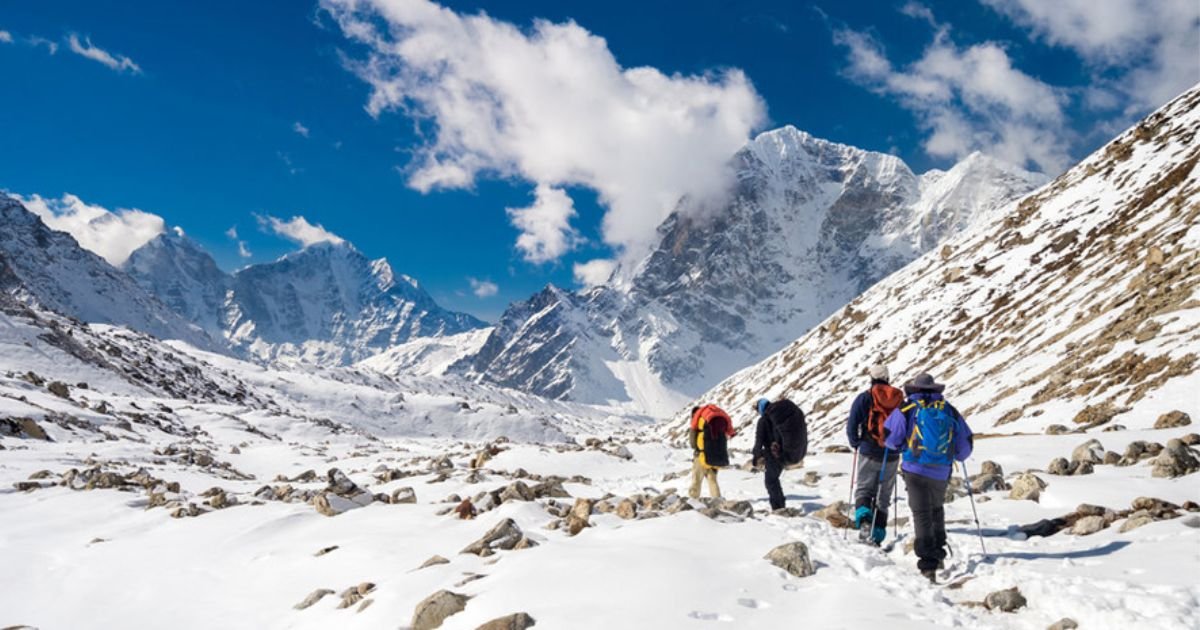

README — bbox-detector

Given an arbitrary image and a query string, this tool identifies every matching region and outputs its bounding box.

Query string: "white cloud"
[505,184,580,264]
[293,121,310,138]
[225,226,238,239]
[980,0,1200,111]
[16,192,164,266]
[468,277,499,297]
[29,36,58,54]
[260,214,345,248]
[573,258,615,288]
[320,0,766,261]
[834,25,1072,173]
[0,30,13,44]
[66,34,142,74]
[237,241,253,258]
[225,226,253,257]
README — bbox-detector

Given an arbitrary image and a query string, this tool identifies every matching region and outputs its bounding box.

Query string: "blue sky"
[1,1,1196,320]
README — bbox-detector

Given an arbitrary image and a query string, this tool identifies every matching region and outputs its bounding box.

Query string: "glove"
[849,438,861,449]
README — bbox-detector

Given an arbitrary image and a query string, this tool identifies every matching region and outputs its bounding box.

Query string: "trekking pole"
[868,448,889,541]
[844,450,859,541]
[960,461,988,557]
[892,476,899,539]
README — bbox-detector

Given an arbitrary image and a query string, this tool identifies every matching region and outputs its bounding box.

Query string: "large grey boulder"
[412,590,470,630]
[1071,439,1105,464]
[764,542,815,578]
[1152,440,1200,478]
[1008,473,1047,502]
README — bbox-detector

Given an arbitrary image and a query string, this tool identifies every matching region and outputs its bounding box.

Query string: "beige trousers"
[689,457,721,498]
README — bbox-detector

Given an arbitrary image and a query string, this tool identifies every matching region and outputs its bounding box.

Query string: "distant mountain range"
[0,124,1047,416]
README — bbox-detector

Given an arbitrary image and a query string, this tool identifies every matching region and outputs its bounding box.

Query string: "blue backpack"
[902,400,956,466]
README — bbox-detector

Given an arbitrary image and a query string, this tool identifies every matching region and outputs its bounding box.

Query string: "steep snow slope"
[0,194,213,349]
[124,236,487,366]
[461,129,1045,415]
[689,84,1200,446]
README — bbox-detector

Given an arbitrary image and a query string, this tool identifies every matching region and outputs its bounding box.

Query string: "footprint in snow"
[687,611,734,622]
[737,598,771,609]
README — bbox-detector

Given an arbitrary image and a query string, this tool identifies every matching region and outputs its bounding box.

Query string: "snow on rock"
[688,83,1200,449]
[454,129,1045,416]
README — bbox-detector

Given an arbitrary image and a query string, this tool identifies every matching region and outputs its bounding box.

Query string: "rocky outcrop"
[1155,410,1191,429]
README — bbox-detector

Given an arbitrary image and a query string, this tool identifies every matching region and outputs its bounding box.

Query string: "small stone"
[1103,451,1121,465]
[1008,473,1047,502]
[764,541,815,578]
[392,487,417,504]
[1047,457,1072,475]
[1181,433,1200,446]
[1155,410,1191,429]
[1119,511,1155,533]
[294,588,335,610]
[615,498,637,520]
[454,498,478,520]
[356,598,374,613]
[418,555,450,569]
[476,612,537,629]
[1071,460,1094,476]
[1070,515,1107,536]
[812,501,851,528]
[461,518,526,555]
[1047,618,1078,630]
[983,587,1027,612]
[1045,424,1070,435]
[979,461,1004,477]
[411,590,470,630]
[315,545,339,557]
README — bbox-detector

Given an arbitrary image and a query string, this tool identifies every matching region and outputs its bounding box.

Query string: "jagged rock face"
[123,235,485,365]
[462,128,1044,415]
[0,196,213,349]
[225,242,484,364]
[691,85,1200,448]
[123,230,231,336]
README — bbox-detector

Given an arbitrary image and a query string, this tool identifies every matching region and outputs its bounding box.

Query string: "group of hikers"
[687,365,974,582]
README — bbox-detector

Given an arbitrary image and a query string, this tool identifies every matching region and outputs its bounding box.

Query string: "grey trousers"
[854,453,899,526]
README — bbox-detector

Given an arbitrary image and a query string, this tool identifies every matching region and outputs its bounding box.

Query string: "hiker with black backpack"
[689,404,735,499]
[751,397,807,511]
[845,364,905,546]
[883,373,974,583]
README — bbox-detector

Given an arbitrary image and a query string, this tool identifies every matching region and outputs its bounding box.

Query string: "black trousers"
[764,454,785,510]
[903,471,949,572]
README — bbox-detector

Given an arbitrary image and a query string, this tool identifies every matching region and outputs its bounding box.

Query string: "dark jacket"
[883,392,974,480]
[752,413,771,464]
[845,379,899,461]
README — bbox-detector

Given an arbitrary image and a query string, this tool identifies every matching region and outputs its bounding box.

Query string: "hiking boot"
[921,569,937,584]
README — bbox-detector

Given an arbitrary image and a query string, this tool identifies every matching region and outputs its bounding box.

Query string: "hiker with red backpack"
[845,364,905,545]
[884,373,974,583]
[689,404,735,499]
[751,397,807,511]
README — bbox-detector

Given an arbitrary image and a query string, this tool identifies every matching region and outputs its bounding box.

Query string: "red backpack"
[867,384,904,447]
[692,405,734,467]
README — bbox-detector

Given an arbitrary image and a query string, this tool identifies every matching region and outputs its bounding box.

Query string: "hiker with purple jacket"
[884,373,973,582]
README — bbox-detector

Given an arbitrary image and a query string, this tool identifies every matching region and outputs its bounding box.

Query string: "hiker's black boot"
[921,569,937,584]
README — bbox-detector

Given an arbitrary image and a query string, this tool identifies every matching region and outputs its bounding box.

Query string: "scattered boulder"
[1008,473,1047,502]
[764,541,815,578]
[1155,410,1191,429]
[392,487,417,504]
[294,588,335,610]
[566,498,593,536]
[1119,511,1155,533]
[1070,515,1107,536]
[412,590,470,630]
[983,587,1027,612]
[337,582,375,609]
[979,461,1004,477]
[461,518,530,556]
[47,381,71,399]
[971,473,1008,493]
[812,501,851,529]
[1072,402,1124,427]
[615,498,638,520]
[1070,439,1105,464]
[0,417,50,441]
[1047,619,1079,630]
[1181,433,1200,446]
[1151,440,1200,478]
[314,545,339,557]
[312,491,373,517]
[1103,451,1121,465]
[454,499,478,520]
[1047,457,1071,475]
[418,555,450,569]
[1045,424,1070,435]
[499,480,535,503]
[476,612,537,630]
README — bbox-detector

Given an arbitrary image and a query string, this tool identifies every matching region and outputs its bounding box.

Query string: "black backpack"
[702,415,731,468]
[767,399,807,465]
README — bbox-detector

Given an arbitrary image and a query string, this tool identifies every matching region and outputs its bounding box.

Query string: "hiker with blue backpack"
[845,364,905,546]
[883,373,974,583]
[751,397,808,511]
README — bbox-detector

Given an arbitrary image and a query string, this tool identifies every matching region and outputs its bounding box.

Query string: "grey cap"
[869,364,889,382]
